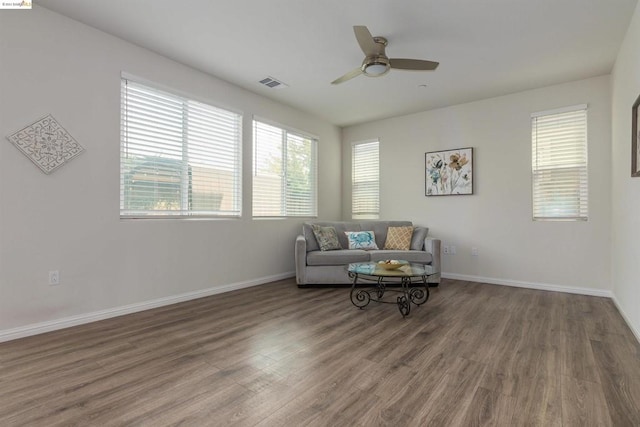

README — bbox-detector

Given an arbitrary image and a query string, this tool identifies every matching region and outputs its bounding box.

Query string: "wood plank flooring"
[1,278,639,426]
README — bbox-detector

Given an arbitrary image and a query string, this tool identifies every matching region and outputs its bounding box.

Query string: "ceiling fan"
[331,26,439,85]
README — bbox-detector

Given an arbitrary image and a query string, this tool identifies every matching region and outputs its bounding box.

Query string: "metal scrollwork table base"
[347,262,438,318]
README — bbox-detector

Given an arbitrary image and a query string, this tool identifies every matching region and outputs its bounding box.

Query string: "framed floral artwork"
[425,147,473,196]
[632,94,640,177]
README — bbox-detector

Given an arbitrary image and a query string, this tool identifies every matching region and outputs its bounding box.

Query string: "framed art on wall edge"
[425,147,473,196]
[632,93,640,177]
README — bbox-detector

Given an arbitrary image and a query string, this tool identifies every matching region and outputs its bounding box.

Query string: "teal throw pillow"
[311,225,342,251]
[345,231,379,250]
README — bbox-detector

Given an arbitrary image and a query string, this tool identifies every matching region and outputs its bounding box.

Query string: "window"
[120,78,242,218]
[252,119,317,217]
[531,105,588,221]
[352,140,379,219]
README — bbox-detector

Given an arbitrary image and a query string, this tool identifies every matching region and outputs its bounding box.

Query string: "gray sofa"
[295,220,441,286]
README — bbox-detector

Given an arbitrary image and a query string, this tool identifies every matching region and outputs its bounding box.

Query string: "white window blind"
[531,105,588,221]
[120,78,242,218]
[352,140,379,219]
[252,119,317,217]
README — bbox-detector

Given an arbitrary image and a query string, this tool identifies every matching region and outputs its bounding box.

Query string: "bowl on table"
[377,260,408,270]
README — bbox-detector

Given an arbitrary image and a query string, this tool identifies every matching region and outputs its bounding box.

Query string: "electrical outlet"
[471,247,479,256]
[450,246,457,254]
[49,270,59,285]
[443,246,449,254]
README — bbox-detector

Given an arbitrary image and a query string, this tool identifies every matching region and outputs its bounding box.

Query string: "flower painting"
[425,147,473,195]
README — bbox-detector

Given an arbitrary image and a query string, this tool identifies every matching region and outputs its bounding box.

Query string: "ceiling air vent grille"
[259,77,288,89]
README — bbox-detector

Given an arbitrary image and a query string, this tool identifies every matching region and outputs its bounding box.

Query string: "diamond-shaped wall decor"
[6,115,85,174]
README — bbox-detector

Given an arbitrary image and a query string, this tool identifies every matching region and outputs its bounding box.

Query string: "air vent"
[259,76,288,89]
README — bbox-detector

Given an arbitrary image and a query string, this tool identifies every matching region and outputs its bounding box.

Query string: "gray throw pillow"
[311,225,342,251]
[410,227,429,251]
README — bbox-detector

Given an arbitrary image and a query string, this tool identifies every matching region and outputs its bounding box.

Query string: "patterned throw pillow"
[345,231,379,250]
[384,226,414,250]
[311,225,342,251]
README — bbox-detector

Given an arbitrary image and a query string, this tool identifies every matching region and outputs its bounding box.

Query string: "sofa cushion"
[345,231,379,250]
[311,225,342,251]
[384,226,414,250]
[410,226,429,251]
[369,250,432,264]
[303,223,320,252]
[307,249,369,266]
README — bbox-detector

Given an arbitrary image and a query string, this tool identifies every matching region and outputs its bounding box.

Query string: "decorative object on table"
[6,115,84,174]
[344,230,379,250]
[425,147,473,195]
[632,94,640,177]
[377,259,408,270]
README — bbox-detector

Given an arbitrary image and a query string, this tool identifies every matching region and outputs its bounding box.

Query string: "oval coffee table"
[347,262,439,317]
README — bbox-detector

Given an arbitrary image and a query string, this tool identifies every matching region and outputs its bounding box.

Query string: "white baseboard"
[610,295,640,345]
[441,272,613,298]
[0,271,295,343]
[4,271,636,346]
[442,273,640,346]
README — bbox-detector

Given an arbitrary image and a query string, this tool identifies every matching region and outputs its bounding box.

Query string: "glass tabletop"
[347,261,439,277]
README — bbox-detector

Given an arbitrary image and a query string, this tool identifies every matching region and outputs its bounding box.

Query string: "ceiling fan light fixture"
[363,63,389,76]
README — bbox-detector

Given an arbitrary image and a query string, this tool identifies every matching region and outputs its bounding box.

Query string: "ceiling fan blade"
[389,58,439,71]
[331,67,363,85]
[353,26,378,56]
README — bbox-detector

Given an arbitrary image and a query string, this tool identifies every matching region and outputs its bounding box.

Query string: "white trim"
[443,272,640,345]
[0,272,294,343]
[6,271,636,348]
[441,272,612,297]
[611,295,640,345]
[531,103,588,118]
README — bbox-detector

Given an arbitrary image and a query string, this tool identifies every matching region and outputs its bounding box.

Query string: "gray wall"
[611,1,640,341]
[343,75,612,294]
[0,7,342,333]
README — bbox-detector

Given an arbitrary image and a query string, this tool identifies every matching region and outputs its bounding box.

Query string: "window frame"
[531,104,588,222]
[119,75,243,219]
[252,117,318,218]
[351,139,380,220]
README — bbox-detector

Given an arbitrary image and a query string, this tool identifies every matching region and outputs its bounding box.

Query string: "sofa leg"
[428,283,439,288]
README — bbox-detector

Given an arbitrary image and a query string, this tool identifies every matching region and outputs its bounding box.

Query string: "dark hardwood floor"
[1,278,639,426]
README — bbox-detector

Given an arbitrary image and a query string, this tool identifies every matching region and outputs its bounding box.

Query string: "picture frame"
[632,93,640,177]
[425,147,474,196]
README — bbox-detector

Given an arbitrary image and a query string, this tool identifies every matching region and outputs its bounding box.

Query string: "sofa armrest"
[425,238,441,284]
[295,235,307,285]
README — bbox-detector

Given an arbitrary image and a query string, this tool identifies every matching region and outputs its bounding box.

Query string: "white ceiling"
[40,0,638,127]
